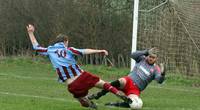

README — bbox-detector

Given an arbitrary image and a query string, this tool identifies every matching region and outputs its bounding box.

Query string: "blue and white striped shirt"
[33,42,85,82]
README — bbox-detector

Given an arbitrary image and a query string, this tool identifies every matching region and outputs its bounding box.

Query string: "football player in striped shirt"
[26,24,131,109]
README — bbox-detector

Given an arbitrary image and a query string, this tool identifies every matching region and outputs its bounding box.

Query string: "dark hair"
[50,34,69,45]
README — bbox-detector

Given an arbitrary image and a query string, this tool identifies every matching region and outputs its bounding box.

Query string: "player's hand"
[101,50,108,56]
[159,63,166,75]
[26,24,35,33]
[148,47,159,55]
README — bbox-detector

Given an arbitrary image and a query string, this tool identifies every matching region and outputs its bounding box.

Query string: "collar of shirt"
[54,42,65,47]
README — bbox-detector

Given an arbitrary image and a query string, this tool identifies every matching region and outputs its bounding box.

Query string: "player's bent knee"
[118,78,126,88]
[128,94,143,109]
[94,79,105,88]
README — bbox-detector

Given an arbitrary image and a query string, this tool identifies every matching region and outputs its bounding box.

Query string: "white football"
[129,95,143,109]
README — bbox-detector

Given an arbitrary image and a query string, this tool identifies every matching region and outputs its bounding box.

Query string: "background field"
[0,57,199,110]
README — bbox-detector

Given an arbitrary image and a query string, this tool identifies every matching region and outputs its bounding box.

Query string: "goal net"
[137,0,200,76]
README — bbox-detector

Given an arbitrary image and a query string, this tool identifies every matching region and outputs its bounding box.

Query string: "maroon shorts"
[121,76,140,96]
[68,71,100,98]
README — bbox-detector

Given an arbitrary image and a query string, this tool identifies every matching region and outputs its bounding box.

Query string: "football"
[129,95,143,109]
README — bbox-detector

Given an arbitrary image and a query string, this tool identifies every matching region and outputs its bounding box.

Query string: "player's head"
[146,53,157,65]
[50,34,69,47]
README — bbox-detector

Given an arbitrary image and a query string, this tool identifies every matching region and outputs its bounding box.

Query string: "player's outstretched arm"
[130,50,148,62]
[26,24,48,55]
[83,49,108,55]
[26,24,39,47]
[155,63,166,84]
[130,47,159,62]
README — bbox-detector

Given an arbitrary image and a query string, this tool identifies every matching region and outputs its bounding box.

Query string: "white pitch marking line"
[0,73,55,80]
[0,73,199,93]
[0,91,75,102]
[0,91,102,107]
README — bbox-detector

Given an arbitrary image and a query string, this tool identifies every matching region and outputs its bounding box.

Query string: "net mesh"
[137,0,200,76]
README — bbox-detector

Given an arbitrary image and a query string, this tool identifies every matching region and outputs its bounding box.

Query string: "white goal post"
[131,0,139,71]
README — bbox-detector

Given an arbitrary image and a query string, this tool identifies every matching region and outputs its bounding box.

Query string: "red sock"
[103,83,119,94]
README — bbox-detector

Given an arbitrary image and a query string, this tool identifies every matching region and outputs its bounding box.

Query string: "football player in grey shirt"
[88,47,166,109]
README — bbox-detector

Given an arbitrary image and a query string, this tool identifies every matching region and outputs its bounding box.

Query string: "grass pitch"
[0,57,199,110]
